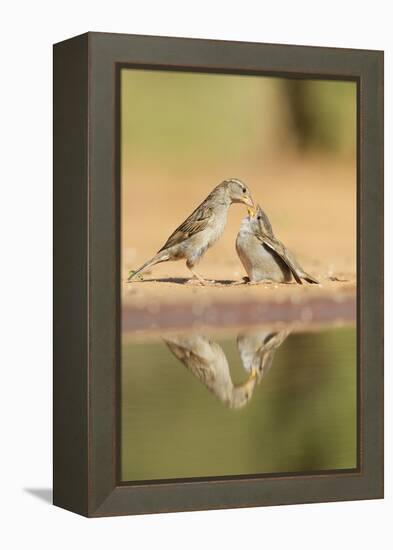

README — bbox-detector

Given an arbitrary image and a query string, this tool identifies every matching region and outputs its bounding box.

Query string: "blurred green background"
[121,70,356,167]
[121,326,356,481]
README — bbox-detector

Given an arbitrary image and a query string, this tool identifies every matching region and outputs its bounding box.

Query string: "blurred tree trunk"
[284,79,313,150]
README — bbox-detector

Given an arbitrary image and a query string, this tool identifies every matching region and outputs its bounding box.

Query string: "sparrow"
[128,178,254,284]
[236,205,319,284]
[164,334,258,410]
[237,328,290,382]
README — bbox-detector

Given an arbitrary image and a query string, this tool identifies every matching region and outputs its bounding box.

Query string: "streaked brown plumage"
[128,178,254,284]
[164,334,258,409]
[236,205,319,284]
[237,328,290,382]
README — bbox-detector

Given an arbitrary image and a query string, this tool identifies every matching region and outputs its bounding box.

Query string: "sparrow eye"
[257,216,261,220]
[242,188,246,193]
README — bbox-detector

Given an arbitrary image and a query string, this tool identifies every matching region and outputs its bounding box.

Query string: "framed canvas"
[53,32,383,517]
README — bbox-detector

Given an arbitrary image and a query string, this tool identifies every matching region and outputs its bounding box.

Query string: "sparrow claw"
[186,277,206,286]
[187,278,218,286]
[231,278,248,286]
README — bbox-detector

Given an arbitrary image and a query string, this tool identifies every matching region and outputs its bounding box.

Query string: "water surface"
[121,325,356,482]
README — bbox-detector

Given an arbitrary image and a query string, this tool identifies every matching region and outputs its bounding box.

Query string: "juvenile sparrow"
[237,328,290,382]
[164,334,258,410]
[236,205,319,284]
[128,178,254,284]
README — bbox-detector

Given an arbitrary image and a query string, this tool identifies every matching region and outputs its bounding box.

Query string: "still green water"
[121,325,356,482]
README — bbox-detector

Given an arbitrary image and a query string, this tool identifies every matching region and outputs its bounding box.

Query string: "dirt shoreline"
[122,278,355,332]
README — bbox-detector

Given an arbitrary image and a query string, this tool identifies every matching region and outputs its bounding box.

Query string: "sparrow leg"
[127,251,169,281]
[187,268,209,286]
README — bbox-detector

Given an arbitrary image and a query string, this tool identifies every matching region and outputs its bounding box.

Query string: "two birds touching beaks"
[128,178,319,285]
[164,328,290,410]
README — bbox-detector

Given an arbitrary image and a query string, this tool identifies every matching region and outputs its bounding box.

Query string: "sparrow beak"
[250,367,258,380]
[242,195,254,208]
[235,369,258,394]
[247,205,256,217]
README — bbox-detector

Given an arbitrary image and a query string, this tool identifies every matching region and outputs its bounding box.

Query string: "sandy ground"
[121,155,356,329]
[122,276,355,332]
[123,276,355,307]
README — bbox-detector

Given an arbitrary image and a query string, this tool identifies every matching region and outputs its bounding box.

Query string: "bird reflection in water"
[237,328,291,380]
[164,327,290,410]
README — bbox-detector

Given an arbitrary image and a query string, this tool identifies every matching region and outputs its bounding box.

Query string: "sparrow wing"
[253,330,290,377]
[256,233,303,284]
[158,205,214,251]
[253,349,275,378]
[164,339,216,386]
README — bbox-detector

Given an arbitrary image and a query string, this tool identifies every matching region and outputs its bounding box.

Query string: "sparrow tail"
[128,251,169,281]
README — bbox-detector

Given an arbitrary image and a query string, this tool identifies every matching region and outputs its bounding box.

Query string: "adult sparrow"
[164,334,258,410]
[128,178,254,284]
[236,205,319,284]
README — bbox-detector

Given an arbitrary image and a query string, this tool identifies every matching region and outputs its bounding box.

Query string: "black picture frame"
[53,32,383,517]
